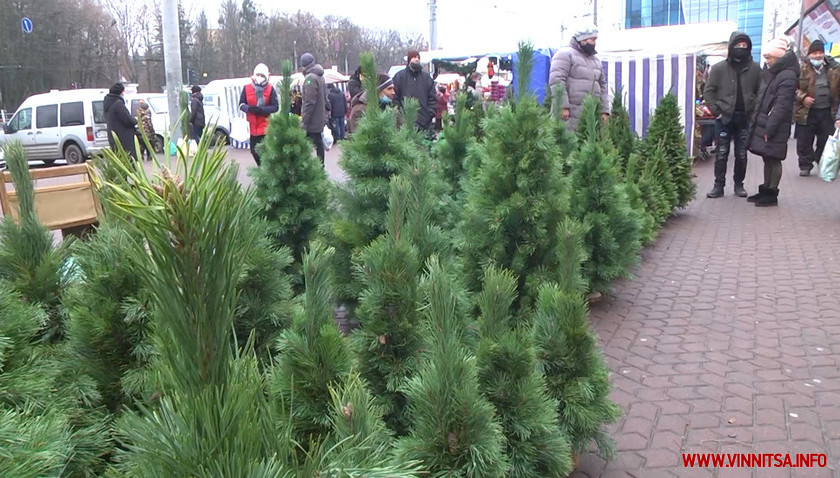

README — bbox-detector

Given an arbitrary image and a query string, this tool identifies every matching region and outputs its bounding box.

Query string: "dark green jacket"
[704,31,762,124]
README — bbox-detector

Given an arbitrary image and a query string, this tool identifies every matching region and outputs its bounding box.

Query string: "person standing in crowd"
[703,31,762,198]
[238,63,279,166]
[328,84,348,141]
[136,100,155,161]
[348,73,398,134]
[746,37,799,207]
[103,82,137,159]
[435,85,449,131]
[348,66,364,101]
[393,49,437,132]
[300,52,328,164]
[795,39,840,176]
[189,85,205,143]
[548,23,610,130]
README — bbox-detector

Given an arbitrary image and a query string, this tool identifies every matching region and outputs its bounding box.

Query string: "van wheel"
[212,129,229,146]
[153,135,164,154]
[64,143,85,164]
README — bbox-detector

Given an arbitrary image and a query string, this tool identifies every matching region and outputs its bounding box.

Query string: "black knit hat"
[191,85,201,93]
[109,82,125,95]
[808,40,825,55]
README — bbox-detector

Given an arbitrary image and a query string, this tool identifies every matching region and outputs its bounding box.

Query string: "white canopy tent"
[597,21,737,58]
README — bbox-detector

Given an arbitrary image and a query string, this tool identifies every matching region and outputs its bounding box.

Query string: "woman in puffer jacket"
[746,37,800,207]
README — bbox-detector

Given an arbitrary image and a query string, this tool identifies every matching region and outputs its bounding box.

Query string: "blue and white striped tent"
[600,53,697,155]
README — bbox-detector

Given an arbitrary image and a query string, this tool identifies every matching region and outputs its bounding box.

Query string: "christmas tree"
[604,91,636,174]
[549,84,578,166]
[459,42,571,311]
[630,148,676,230]
[639,93,695,208]
[568,97,641,294]
[533,285,621,458]
[435,93,475,198]
[0,142,69,343]
[623,153,659,244]
[352,176,424,436]
[475,267,573,477]
[395,257,509,477]
[274,242,351,442]
[252,60,329,279]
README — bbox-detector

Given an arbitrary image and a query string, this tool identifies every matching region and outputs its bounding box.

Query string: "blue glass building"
[625,0,766,60]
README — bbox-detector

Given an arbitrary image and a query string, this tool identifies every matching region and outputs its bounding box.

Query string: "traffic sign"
[21,17,33,34]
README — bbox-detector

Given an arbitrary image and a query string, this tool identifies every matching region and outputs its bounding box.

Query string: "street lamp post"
[294,40,298,69]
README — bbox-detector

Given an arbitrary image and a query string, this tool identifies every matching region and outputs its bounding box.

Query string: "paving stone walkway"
[573,151,840,478]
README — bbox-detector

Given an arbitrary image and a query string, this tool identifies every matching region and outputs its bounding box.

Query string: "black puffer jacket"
[392,65,437,130]
[747,51,800,161]
[103,93,137,158]
[190,92,205,128]
[704,32,762,124]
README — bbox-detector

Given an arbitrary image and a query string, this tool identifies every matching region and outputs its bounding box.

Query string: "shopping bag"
[322,124,334,151]
[229,117,250,144]
[820,129,840,182]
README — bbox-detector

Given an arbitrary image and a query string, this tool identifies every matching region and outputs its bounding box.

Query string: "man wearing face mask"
[392,49,437,132]
[239,63,279,166]
[348,73,400,134]
[795,40,840,176]
[548,23,610,131]
[704,32,762,198]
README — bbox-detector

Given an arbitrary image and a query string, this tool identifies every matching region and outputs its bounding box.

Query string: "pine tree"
[604,91,636,174]
[475,267,573,478]
[568,97,641,294]
[640,93,696,208]
[435,93,475,198]
[0,142,69,343]
[352,177,424,436]
[549,84,578,166]
[395,257,509,477]
[631,148,676,229]
[533,285,621,459]
[274,243,351,443]
[252,60,329,278]
[459,42,571,311]
[623,154,658,244]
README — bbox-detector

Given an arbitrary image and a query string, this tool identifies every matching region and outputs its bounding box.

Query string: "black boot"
[755,187,778,207]
[706,185,724,198]
[747,184,768,203]
[733,184,747,197]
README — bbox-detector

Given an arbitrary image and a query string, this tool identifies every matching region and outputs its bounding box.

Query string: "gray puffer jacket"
[548,39,610,130]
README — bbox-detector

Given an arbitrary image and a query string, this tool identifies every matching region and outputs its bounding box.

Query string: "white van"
[0,89,110,165]
[126,93,231,148]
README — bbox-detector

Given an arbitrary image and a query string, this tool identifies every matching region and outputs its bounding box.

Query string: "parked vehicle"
[126,93,230,148]
[0,89,110,164]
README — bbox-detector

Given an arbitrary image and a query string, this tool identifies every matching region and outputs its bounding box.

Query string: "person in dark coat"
[347,73,400,135]
[189,85,205,143]
[347,66,364,101]
[392,49,437,132]
[795,40,840,175]
[704,31,763,198]
[746,37,800,207]
[300,52,328,164]
[103,83,137,159]
[328,84,348,141]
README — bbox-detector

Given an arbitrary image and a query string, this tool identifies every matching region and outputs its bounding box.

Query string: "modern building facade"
[622,0,766,58]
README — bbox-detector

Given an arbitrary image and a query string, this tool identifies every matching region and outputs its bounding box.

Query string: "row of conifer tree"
[0,43,694,477]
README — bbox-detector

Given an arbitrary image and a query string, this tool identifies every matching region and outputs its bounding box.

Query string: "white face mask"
[810,58,824,69]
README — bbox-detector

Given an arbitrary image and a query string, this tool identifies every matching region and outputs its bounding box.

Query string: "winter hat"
[109,82,125,95]
[253,63,269,78]
[406,49,420,62]
[808,39,825,55]
[377,73,393,92]
[191,85,201,94]
[573,23,598,42]
[762,37,790,59]
[300,53,315,68]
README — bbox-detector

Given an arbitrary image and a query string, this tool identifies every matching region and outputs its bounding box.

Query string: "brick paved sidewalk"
[573,151,840,478]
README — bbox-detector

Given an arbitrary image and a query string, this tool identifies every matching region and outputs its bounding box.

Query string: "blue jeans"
[714,111,749,187]
[331,116,346,141]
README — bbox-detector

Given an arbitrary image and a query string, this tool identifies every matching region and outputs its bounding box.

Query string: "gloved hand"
[250,106,263,115]
[239,104,249,113]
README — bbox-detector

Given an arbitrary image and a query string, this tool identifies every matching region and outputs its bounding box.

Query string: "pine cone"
[342,402,354,421]
[447,431,458,453]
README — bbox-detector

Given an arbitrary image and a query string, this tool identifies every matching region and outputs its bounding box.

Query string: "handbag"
[820,129,840,182]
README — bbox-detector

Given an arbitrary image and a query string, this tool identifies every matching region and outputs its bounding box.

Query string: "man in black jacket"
[189,85,205,143]
[704,31,762,198]
[392,49,437,132]
[103,82,138,159]
[328,84,347,141]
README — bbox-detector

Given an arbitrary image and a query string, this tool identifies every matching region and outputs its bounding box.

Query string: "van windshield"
[92,101,105,124]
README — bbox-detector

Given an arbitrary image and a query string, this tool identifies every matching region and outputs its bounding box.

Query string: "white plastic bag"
[322,124,334,151]
[820,129,840,182]
[229,117,250,144]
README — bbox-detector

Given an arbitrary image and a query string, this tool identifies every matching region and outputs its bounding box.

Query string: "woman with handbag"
[746,37,800,207]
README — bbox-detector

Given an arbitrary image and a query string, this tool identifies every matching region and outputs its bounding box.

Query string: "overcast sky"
[182,0,598,53]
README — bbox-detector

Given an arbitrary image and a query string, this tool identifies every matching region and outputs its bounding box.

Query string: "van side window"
[10,108,32,130]
[92,101,105,124]
[36,104,58,128]
[60,102,85,126]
